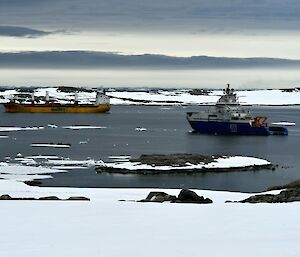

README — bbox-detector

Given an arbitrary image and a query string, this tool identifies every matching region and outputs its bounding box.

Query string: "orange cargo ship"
[4,91,110,113]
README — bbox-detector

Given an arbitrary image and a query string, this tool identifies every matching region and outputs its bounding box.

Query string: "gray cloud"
[0,51,300,69]
[0,26,52,38]
[0,0,300,32]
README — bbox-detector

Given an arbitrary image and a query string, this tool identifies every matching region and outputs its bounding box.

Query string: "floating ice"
[108,156,131,162]
[108,156,131,159]
[46,159,96,166]
[0,174,52,181]
[0,126,44,132]
[48,124,58,128]
[135,127,147,131]
[0,162,66,175]
[79,141,89,144]
[30,143,71,148]
[62,126,107,130]
[271,121,296,126]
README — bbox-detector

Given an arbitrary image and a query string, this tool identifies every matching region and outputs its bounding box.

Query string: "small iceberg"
[48,124,58,128]
[135,127,147,131]
[30,143,71,148]
[271,121,296,126]
[62,125,107,130]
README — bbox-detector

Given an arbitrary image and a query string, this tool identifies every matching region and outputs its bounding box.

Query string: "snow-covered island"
[1,86,300,106]
[96,154,272,174]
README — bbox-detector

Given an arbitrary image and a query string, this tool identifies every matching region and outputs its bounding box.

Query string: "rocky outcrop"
[174,189,213,204]
[67,196,90,201]
[0,194,90,201]
[238,188,300,203]
[139,192,177,203]
[267,179,300,191]
[39,196,61,200]
[139,189,213,204]
[132,154,219,166]
[0,194,12,200]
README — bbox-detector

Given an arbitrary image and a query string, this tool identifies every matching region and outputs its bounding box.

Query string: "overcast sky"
[1,0,300,88]
[1,0,300,58]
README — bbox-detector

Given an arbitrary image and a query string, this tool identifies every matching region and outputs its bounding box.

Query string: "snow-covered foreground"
[1,87,300,105]
[0,178,299,257]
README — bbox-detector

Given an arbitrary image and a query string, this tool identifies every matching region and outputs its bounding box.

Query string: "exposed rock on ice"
[96,154,271,174]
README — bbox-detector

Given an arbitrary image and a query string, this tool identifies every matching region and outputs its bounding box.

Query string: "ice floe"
[47,124,58,128]
[0,126,44,132]
[0,162,66,181]
[271,121,296,126]
[135,127,147,131]
[46,159,104,167]
[108,155,131,159]
[30,143,71,148]
[62,125,107,130]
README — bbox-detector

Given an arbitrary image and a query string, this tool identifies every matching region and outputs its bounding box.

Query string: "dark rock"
[239,188,300,203]
[140,191,177,203]
[24,180,42,187]
[0,194,12,200]
[15,197,36,200]
[132,154,219,166]
[67,196,90,201]
[174,189,213,204]
[267,179,300,191]
[39,196,61,200]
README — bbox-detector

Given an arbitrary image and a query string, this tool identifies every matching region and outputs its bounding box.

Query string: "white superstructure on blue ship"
[186,85,288,135]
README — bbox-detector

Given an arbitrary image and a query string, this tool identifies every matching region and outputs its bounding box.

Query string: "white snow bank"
[0,163,65,175]
[0,178,298,257]
[0,163,66,181]
[0,174,52,181]
[107,89,300,106]
[101,156,270,171]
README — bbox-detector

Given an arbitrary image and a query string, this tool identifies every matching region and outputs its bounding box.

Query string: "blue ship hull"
[188,120,271,135]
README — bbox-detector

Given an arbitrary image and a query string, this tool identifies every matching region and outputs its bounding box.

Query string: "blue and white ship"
[186,85,288,135]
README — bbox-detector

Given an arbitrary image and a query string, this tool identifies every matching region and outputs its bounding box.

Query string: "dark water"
[0,104,299,192]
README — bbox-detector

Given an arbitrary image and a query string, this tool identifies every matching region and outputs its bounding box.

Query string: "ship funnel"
[74,91,78,104]
[45,91,50,102]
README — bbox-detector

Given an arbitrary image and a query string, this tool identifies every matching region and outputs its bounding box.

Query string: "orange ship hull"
[4,102,110,113]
